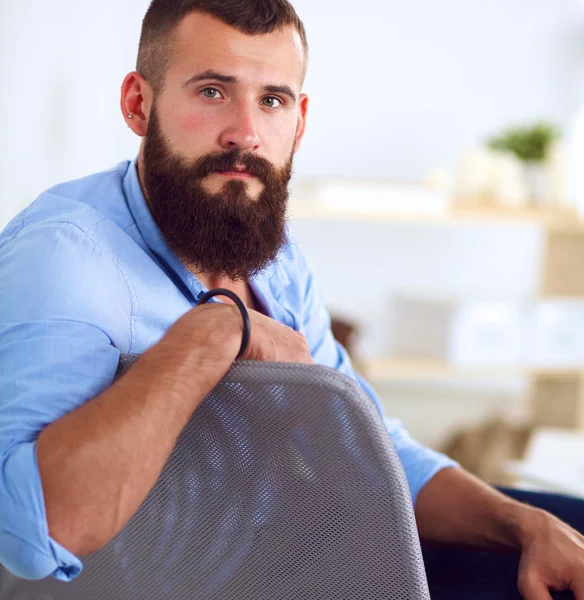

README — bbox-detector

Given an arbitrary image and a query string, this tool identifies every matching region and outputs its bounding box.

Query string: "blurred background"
[3,0,584,495]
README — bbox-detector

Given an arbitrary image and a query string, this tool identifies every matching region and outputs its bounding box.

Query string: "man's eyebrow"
[182,70,236,87]
[182,70,297,104]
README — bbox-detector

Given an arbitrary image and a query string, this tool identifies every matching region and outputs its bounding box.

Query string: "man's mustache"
[190,150,280,184]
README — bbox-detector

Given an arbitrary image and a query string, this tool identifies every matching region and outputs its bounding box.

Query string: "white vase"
[523,162,548,206]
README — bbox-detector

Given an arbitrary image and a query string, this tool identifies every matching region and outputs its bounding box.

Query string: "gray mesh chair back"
[0,358,430,599]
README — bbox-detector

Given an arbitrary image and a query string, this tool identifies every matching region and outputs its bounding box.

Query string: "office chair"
[0,356,430,599]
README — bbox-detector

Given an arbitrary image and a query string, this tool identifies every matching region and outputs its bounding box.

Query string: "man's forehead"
[171,12,305,88]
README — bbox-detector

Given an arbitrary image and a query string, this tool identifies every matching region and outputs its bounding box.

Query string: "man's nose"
[219,103,261,152]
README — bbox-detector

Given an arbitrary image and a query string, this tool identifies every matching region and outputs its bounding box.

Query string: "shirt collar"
[121,156,288,305]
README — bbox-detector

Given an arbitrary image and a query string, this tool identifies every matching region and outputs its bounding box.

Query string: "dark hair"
[137,0,308,94]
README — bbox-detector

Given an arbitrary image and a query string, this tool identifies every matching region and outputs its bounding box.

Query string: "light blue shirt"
[0,159,457,581]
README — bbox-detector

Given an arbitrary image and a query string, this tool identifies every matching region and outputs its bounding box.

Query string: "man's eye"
[262,96,282,109]
[201,88,222,99]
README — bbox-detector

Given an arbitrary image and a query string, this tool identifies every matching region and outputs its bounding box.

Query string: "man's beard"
[142,106,294,281]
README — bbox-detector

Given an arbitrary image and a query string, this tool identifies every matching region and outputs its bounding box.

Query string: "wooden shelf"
[288,203,584,232]
[361,357,584,381]
[288,183,584,427]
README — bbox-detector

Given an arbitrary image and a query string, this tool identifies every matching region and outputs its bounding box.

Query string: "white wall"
[0,0,148,228]
[295,0,584,180]
[2,0,584,228]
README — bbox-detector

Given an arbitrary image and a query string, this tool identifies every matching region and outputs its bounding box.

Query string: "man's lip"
[213,170,255,179]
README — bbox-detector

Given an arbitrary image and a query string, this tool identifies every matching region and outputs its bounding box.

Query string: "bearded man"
[0,2,583,598]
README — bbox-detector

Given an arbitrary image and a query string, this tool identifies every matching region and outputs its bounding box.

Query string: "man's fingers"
[518,573,553,600]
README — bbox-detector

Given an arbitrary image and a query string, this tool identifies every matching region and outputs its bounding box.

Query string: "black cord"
[197,288,251,359]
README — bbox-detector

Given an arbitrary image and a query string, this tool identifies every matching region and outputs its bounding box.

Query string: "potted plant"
[487,122,560,205]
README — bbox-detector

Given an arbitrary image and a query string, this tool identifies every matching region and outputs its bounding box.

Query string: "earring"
[128,114,133,119]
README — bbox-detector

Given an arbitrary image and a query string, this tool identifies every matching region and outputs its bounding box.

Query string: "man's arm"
[415,466,525,550]
[0,302,242,580]
[38,302,313,560]
[37,304,242,558]
[415,467,584,599]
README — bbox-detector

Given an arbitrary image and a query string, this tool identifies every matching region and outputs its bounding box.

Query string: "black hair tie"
[198,288,251,359]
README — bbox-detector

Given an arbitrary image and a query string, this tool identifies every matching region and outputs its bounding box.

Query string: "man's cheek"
[180,110,222,138]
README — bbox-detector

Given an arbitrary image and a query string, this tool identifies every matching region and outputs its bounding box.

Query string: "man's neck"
[195,272,258,312]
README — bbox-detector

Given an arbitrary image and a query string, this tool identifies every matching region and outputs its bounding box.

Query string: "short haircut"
[137,0,309,94]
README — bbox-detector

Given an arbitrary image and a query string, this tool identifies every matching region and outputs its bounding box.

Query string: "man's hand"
[165,303,314,366]
[240,309,314,364]
[415,468,584,599]
[517,507,584,599]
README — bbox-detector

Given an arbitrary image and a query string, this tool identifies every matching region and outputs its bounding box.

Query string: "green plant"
[487,121,560,163]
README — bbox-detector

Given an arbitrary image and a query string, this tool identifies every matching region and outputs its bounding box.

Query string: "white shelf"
[361,357,584,381]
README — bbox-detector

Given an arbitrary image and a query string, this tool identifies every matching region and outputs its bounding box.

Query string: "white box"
[449,302,524,366]
[525,301,584,368]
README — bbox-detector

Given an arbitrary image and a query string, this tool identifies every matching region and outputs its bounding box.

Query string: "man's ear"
[120,72,153,137]
[294,94,309,153]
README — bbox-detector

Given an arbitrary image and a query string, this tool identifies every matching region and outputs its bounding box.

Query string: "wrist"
[499,500,547,551]
[207,304,246,362]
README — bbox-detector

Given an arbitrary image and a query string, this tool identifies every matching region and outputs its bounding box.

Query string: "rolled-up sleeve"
[0,219,131,580]
[1,439,82,581]
[292,240,459,504]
